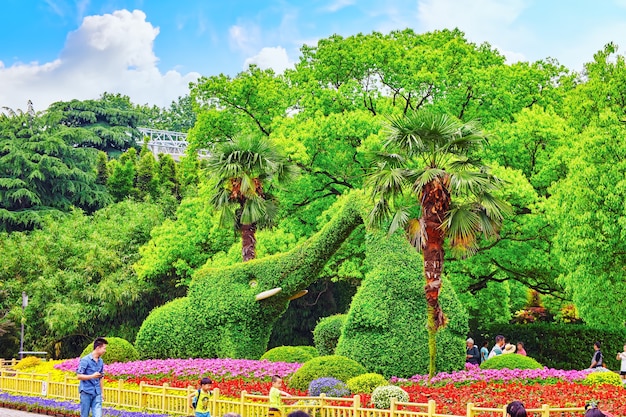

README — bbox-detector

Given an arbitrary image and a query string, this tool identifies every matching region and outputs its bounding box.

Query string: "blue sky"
[2,0,626,111]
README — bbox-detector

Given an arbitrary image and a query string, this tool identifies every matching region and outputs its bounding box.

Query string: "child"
[616,344,626,383]
[268,375,292,417]
[188,377,213,417]
[506,401,527,417]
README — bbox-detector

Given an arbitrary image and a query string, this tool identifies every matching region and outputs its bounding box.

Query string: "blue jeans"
[80,392,102,417]
[195,412,211,417]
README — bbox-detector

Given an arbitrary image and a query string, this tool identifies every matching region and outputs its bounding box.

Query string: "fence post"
[162,382,168,413]
[427,399,436,417]
[63,374,68,400]
[466,402,473,417]
[353,394,360,412]
[213,387,220,417]
[240,390,247,417]
[390,397,396,417]
[541,404,550,417]
[139,381,145,410]
[117,379,123,406]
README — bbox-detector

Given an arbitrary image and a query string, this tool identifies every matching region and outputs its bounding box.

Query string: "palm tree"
[367,109,509,378]
[206,135,298,261]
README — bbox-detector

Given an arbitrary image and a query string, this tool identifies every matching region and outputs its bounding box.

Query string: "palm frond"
[388,207,410,236]
[409,167,446,195]
[443,204,481,254]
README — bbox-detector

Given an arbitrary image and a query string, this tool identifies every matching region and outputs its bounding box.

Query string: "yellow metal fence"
[0,369,585,417]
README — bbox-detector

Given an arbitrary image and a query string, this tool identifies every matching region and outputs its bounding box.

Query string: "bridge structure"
[137,127,210,161]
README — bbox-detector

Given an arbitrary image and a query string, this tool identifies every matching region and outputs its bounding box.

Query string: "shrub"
[480,354,543,370]
[14,356,42,370]
[583,368,623,386]
[135,297,214,359]
[371,385,409,409]
[261,346,317,363]
[288,355,367,391]
[336,230,468,378]
[313,315,346,356]
[80,337,139,364]
[297,346,320,357]
[347,373,388,394]
[308,377,351,397]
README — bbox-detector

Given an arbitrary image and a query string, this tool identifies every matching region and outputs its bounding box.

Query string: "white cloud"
[229,22,262,54]
[243,46,294,74]
[0,9,200,112]
[320,0,356,13]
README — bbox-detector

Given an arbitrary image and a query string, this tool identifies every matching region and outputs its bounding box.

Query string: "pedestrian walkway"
[0,407,44,417]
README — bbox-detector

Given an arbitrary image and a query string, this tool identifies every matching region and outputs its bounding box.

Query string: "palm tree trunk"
[421,177,450,378]
[241,223,257,261]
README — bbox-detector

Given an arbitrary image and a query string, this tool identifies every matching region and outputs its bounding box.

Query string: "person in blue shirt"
[76,337,107,417]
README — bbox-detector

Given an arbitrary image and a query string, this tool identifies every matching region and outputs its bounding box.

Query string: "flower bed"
[0,392,169,417]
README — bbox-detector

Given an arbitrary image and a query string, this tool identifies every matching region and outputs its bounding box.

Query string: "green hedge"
[288,355,367,391]
[479,322,626,370]
[313,314,346,356]
[260,346,318,363]
[336,230,468,378]
[346,373,388,394]
[80,337,138,364]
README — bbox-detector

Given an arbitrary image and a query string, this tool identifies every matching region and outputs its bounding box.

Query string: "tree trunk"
[241,223,257,261]
[421,177,450,378]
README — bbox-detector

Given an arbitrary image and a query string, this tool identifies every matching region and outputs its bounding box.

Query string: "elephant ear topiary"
[80,337,138,364]
[335,230,469,378]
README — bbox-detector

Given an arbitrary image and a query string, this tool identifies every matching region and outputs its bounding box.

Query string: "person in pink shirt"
[516,342,527,356]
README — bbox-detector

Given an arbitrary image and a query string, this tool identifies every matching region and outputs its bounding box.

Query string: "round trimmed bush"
[80,337,138,364]
[347,373,388,394]
[583,368,623,386]
[308,377,351,397]
[261,346,317,363]
[480,353,542,370]
[288,355,367,391]
[371,385,409,409]
[313,314,346,356]
[298,346,320,357]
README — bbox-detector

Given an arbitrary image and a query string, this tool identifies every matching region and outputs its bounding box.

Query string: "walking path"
[0,407,44,417]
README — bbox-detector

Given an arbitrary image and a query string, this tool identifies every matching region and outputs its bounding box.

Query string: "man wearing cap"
[466,338,480,365]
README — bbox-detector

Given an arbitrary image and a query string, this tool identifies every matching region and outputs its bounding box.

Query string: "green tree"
[0,108,110,232]
[205,135,297,261]
[367,109,509,377]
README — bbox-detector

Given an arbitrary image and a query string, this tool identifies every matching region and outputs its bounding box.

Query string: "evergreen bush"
[346,373,387,394]
[313,314,346,356]
[480,353,542,370]
[371,385,409,409]
[288,355,367,391]
[479,322,626,370]
[260,346,317,363]
[308,377,351,397]
[80,337,138,364]
[336,230,468,378]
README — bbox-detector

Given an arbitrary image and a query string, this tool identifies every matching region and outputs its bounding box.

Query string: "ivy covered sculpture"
[136,191,468,379]
[135,193,364,359]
